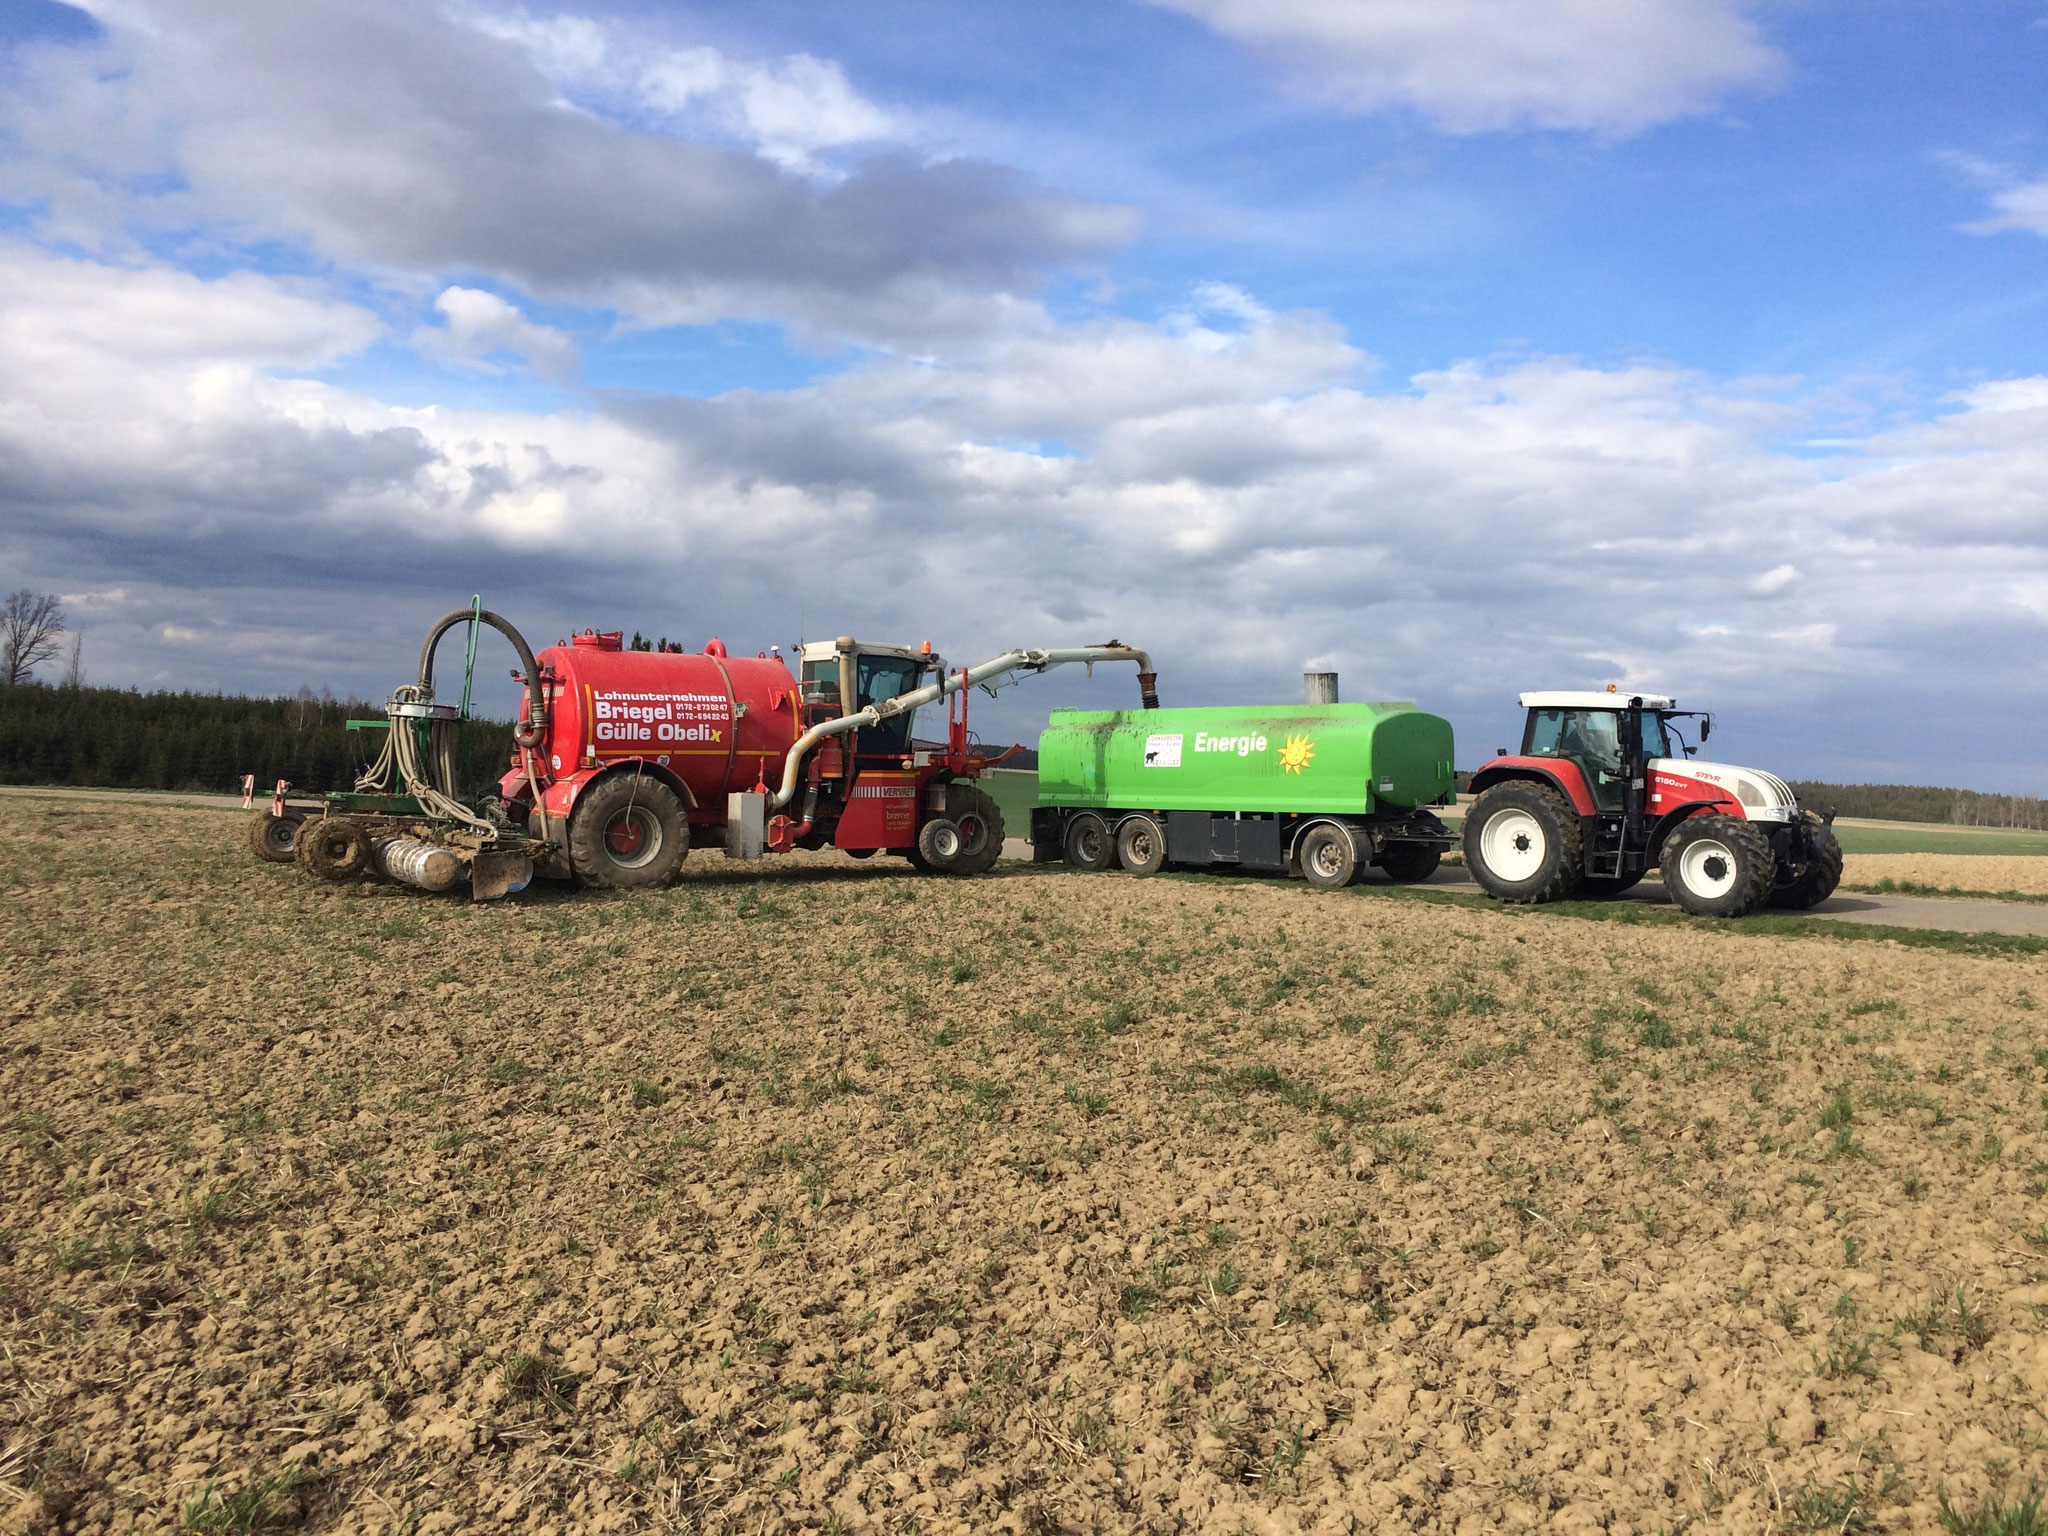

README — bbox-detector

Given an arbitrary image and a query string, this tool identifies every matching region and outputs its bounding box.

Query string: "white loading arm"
[767,643,1157,810]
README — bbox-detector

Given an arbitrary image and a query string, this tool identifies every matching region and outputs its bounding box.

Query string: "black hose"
[417,608,547,746]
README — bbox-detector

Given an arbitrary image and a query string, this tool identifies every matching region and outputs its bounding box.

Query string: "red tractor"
[1462,691,1842,918]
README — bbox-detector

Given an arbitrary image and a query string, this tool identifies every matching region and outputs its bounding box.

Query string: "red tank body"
[499,632,800,824]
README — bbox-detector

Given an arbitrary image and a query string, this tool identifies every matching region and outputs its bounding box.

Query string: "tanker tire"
[1300,825,1359,889]
[569,775,687,888]
[1767,810,1844,910]
[1062,814,1114,872]
[1115,815,1166,875]
[1376,844,1440,884]
[296,817,373,883]
[943,784,1006,875]
[1463,781,1583,904]
[1660,813,1774,918]
[247,809,302,864]
[916,816,966,873]
[1574,873,1644,900]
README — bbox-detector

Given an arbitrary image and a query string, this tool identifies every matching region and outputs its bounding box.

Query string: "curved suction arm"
[768,643,1158,810]
[417,607,548,746]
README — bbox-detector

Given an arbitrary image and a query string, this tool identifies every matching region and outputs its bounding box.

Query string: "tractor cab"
[1517,690,1687,814]
[798,638,942,757]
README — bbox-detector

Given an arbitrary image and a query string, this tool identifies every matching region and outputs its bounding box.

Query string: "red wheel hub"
[606,812,647,857]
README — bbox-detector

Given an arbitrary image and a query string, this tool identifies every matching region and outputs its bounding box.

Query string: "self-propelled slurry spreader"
[248,603,1158,898]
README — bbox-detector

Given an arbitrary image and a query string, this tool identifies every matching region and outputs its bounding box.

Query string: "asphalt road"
[7,789,2041,937]
[997,839,2048,938]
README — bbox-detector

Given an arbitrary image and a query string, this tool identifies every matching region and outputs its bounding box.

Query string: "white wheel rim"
[1127,825,1157,864]
[1678,838,1738,898]
[1480,808,1546,882]
[931,826,961,860]
[1309,836,1344,879]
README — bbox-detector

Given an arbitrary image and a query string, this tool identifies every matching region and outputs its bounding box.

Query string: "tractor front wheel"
[1062,814,1113,871]
[1767,810,1844,910]
[1660,814,1774,918]
[569,775,687,888]
[248,809,303,864]
[1463,782,1583,904]
[1115,815,1166,875]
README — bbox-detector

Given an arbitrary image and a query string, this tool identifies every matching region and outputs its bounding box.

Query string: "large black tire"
[296,818,373,883]
[1660,813,1774,918]
[1768,810,1844,910]
[1376,844,1441,884]
[1062,814,1113,871]
[1463,782,1583,904]
[569,775,688,888]
[1115,815,1166,875]
[247,810,302,864]
[1574,873,1644,900]
[944,783,1006,875]
[1300,824,1360,889]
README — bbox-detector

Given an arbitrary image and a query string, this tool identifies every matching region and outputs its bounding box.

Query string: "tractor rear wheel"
[944,784,1006,875]
[569,775,687,888]
[1660,814,1774,918]
[1767,810,1844,909]
[247,809,303,864]
[1376,844,1440,884]
[297,817,373,883]
[1300,824,1359,889]
[1463,781,1582,904]
[1062,814,1113,871]
[1115,815,1166,875]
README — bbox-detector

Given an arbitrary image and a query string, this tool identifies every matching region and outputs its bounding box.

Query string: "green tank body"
[1037,703,1456,814]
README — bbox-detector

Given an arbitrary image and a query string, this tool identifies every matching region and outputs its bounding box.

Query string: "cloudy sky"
[2,0,2045,788]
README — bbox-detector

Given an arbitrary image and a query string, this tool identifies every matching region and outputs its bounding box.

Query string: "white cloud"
[0,1,1134,346]
[1748,563,1799,596]
[1145,0,1782,136]
[415,286,579,379]
[4,248,2047,784]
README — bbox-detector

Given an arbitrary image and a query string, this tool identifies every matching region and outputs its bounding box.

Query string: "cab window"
[856,656,920,753]
[1641,714,1672,759]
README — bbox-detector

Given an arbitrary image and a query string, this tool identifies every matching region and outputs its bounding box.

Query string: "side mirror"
[1701,715,1712,742]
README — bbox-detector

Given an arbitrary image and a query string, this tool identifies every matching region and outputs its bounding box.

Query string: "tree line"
[1787,781,2047,830]
[0,683,516,797]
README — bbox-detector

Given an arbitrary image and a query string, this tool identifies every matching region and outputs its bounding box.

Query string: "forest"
[0,684,515,797]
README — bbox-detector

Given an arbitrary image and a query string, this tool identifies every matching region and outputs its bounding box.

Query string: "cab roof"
[1519,690,1677,711]
[797,639,923,664]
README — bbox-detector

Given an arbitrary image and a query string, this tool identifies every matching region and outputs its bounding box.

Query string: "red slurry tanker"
[251,604,1156,897]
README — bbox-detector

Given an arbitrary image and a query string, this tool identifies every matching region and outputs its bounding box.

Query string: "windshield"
[1641,713,1672,758]
[1528,707,1669,762]
[856,656,921,753]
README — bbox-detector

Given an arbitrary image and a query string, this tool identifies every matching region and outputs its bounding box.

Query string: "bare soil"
[1844,855,2048,898]
[5,801,2048,1535]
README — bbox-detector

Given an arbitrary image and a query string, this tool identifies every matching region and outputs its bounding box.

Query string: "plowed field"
[5,800,2047,1535]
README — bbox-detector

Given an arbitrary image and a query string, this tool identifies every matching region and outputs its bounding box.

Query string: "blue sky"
[1,0,2046,788]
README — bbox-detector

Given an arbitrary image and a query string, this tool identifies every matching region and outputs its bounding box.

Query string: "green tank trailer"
[1031,684,1457,887]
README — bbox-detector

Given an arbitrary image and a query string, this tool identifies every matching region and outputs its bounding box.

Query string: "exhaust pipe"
[1305,672,1338,705]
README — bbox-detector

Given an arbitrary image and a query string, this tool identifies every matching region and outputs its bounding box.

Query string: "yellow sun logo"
[1278,733,1315,775]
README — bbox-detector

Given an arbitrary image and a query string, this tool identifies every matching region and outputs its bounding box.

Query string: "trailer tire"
[945,784,1006,875]
[1464,781,1582,904]
[297,817,373,883]
[1062,814,1114,871]
[248,809,303,864]
[1660,813,1774,918]
[1115,815,1166,875]
[1300,824,1359,889]
[569,775,687,888]
[1376,844,1440,884]
[1767,810,1843,910]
